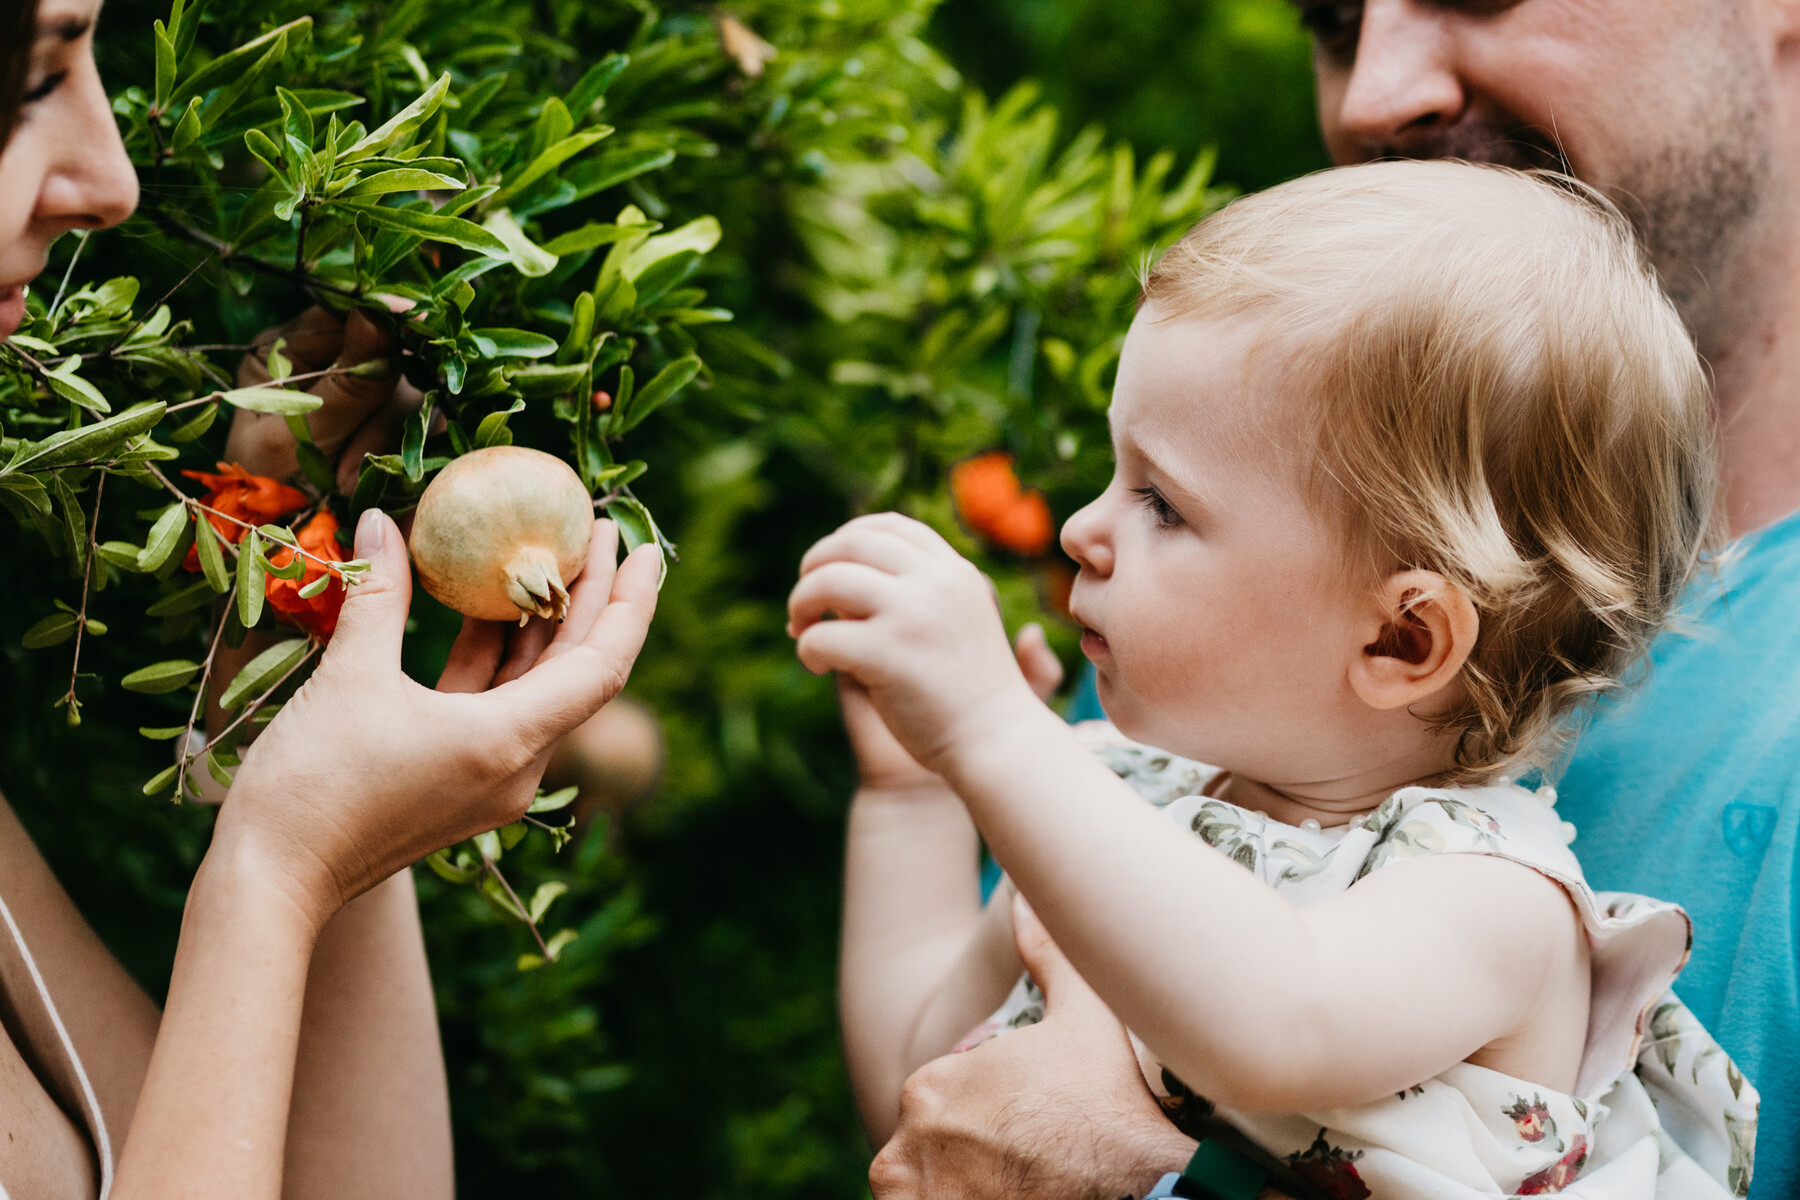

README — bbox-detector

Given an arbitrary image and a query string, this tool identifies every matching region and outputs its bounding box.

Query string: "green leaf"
[348,203,509,257]
[138,725,189,741]
[153,20,177,112]
[499,820,529,852]
[566,54,629,117]
[194,511,230,593]
[424,849,481,884]
[527,881,568,924]
[343,72,452,161]
[21,613,78,649]
[96,541,143,570]
[237,529,266,628]
[145,578,216,617]
[221,387,325,416]
[6,406,163,474]
[169,18,311,109]
[142,763,181,797]
[481,209,558,277]
[623,216,721,282]
[44,360,111,414]
[529,786,579,814]
[469,329,557,359]
[137,503,190,573]
[506,363,586,399]
[170,97,204,156]
[541,222,644,257]
[616,354,701,434]
[219,637,310,710]
[169,401,220,442]
[495,129,612,207]
[122,659,203,694]
[334,168,465,200]
[605,495,669,588]
[474,398,526,449]
[295,440,336,493]
[297,572,333,599]
[204,750,235,790]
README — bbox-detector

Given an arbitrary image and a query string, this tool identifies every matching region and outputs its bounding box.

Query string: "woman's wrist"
[199,811,342,940]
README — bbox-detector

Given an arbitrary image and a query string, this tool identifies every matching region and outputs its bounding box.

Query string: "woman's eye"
[23,71,68,104]
[1298,2,1363,60]
[1132,487,1183,530]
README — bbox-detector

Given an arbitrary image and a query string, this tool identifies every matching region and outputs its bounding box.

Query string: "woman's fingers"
[437,616,506,694]
[494,544,662,740]
[542,521,622,660]
[321,510,412,673]
[787,561,897,635]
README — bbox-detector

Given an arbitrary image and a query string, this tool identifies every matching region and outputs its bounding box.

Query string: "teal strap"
[1181,1138,1268,1200]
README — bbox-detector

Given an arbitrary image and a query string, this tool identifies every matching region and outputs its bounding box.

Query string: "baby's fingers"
[794,616,877,678]
[798,523,926,578]
[787,561,896,636]
[1014,623,1064,703]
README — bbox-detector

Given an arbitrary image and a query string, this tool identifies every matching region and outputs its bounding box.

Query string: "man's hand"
[869,896,1195,1200]
[225,305,425,493]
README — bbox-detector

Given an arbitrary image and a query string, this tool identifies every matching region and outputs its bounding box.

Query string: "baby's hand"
[843,624,1064,794]
[790,514,1050,777]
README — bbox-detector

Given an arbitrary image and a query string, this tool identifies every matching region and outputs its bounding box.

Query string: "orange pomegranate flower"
[179,462,308,571]
[949,451,1054,556]
[264,510,347,640]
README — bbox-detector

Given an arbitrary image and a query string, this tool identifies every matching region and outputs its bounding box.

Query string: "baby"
[790,163,1758,1198]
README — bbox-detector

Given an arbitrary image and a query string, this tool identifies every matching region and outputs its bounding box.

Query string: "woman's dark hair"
[1,0,42,151]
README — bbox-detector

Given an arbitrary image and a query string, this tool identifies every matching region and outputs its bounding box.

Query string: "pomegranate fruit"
[409,446,593,623]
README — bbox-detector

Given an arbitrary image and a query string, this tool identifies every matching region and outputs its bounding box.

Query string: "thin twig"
[107,249,218,353]
[174,580,238,799]
[148,207,359,298]
[160,361,364,415]
[50,231,90,317]
[479,851,552,957]
[60,473,105,720]
[180,641,320,783]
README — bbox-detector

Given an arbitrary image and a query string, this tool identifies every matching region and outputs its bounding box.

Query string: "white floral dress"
[965,722,1759,1199]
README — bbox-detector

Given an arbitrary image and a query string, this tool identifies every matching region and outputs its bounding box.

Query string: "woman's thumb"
[325,509,412,667]
[1011,892,1111,1021]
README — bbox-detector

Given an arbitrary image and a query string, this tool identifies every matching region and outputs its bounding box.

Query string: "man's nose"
[36,67,139,234]
[1330,0,1466,159]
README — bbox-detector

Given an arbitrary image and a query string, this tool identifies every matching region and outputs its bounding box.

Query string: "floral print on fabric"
[960,722,1759,1199]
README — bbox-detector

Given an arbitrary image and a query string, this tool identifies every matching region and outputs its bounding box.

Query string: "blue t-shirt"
[1557,511,1800,1198]
[1066,515,1800,1193]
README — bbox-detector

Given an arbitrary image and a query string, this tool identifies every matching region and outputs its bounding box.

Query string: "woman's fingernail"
[355,508,386,557]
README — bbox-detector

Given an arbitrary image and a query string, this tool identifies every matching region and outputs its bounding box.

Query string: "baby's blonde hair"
[1143,161,1717,778]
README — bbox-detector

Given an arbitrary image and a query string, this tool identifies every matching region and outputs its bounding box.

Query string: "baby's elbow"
[1154,1006,1345,1113]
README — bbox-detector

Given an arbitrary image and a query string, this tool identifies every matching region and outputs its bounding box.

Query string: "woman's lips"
[1080,627,1110,659]
[0,286,24,342]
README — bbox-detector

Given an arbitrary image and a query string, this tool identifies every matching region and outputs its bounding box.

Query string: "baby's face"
[1062,311,1371,782]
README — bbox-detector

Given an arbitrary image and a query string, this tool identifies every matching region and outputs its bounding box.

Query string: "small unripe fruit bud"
[592,390,613,412]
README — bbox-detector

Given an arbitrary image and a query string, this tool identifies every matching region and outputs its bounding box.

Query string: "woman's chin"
[0,286,25,342]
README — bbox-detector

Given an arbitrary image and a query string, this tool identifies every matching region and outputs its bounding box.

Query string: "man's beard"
[1371,96,1774,351]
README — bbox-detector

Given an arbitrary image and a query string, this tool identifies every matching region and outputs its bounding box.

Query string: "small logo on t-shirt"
[1722,802,1778,859]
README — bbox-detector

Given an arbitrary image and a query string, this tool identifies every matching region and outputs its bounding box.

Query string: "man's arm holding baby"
[838,630,1063,1141]
[796,514,1587,1114]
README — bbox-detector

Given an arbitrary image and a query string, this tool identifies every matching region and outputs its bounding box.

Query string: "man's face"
[1295,0,1778,341]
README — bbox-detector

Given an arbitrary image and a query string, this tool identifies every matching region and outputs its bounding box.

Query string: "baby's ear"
[1348,570,1479,712]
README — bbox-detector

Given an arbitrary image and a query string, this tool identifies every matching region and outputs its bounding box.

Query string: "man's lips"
[0,286,24,342]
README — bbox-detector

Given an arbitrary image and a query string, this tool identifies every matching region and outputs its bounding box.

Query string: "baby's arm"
[837,630,1062,1141]
[794,514,1588,1113]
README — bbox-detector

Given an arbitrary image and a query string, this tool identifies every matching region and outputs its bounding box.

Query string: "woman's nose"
[35,62,138,234]
[1060,496,1113,577]
[1327,0,1467,161]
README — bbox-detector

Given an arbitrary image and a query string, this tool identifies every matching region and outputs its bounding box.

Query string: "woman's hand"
[790,512,1044,776]
[215,511,661,931]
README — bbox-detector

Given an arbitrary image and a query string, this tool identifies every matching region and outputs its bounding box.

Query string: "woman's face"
[0,0,137,341]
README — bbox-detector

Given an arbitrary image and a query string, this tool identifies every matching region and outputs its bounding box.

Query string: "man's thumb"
[1011,892,1111,1022]
[325,509,411,667]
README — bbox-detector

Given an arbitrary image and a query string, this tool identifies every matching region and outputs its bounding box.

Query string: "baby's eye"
[1132,487,1183,530]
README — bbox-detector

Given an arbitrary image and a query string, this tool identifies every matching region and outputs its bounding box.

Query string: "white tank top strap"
[0,889,114,1199]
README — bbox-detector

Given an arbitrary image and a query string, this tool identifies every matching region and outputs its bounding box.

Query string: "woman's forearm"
[111,829,322,1200]
[284,870,452,1200]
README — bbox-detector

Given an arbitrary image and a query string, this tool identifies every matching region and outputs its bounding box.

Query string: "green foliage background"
[0,0,1320,1194]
